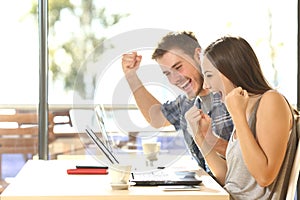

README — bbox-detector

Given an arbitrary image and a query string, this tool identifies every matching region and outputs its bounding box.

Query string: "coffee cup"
[109,164,132,190]
[142,142,161,161]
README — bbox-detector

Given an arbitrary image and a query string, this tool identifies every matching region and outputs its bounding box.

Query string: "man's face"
[156,49,202,99]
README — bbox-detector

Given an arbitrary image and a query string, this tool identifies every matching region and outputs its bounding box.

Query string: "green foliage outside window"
[30,0,128,98]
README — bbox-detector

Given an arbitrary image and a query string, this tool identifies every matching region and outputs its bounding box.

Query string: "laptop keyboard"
[133,171,178,181]
[133,170,198,181]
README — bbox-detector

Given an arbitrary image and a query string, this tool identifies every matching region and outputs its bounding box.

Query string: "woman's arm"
[226,89,292,186]
[185,106,228,185]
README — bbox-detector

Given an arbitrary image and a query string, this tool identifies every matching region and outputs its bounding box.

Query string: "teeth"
[180,80,190,89]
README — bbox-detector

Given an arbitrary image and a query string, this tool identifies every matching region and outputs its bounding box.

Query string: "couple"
[121,31,297,199]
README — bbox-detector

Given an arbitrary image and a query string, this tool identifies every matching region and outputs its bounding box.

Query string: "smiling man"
[121,31,233,172]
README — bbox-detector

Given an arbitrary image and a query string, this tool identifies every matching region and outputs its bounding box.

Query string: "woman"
[185,36,297,199]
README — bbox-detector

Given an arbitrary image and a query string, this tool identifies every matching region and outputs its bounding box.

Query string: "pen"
[207,106,217,117]
[194,96,216,117]
[76,165,108,169]
[67,168,108,175]
[194,96,201,107]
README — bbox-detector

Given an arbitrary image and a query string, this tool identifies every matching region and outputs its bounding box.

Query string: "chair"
[286,138,300,200]
[0,111,55,179]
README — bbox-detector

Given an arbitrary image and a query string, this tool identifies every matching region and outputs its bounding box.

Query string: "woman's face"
[201,55,234,101]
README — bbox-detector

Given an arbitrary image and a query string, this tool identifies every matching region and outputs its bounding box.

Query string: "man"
[121,31,233,171]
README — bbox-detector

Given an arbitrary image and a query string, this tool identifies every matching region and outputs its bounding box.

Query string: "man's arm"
[122,52,171,128]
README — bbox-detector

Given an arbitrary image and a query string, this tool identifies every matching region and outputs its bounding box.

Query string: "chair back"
[0,112,54,154]
[286,138,300,200]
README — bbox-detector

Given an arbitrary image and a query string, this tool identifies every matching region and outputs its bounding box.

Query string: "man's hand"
[122,52,142,74]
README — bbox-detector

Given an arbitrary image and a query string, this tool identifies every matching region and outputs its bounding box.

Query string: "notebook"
[85,105,202,186]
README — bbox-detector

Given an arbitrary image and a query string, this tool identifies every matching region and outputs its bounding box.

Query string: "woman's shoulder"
[259,90,293,125]
[260,90,288,105]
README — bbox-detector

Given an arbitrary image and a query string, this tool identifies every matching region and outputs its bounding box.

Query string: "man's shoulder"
[162,94,194,114]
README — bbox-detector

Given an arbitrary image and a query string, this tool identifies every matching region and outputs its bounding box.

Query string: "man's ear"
[194,47,202,63]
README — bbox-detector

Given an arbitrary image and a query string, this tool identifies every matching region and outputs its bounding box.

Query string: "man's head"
[152,31,204,99]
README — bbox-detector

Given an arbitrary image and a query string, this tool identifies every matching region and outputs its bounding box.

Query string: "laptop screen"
[84,105,202,186]
[94,105,114,152]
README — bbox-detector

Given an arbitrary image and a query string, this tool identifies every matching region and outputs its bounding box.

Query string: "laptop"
[130,170,202,186]
[85,105,202,186]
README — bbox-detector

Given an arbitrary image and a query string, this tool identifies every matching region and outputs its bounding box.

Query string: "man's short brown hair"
[152,31,201,60]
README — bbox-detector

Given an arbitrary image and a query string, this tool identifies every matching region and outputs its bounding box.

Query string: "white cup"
[109,164,132,190]
[142,142,161,161]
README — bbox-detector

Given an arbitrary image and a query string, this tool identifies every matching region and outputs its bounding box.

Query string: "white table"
[1,157,229,200]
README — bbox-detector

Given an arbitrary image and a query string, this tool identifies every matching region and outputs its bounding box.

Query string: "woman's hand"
[186,106,218,158]
[185,106,212,139]
[225,87,249,121]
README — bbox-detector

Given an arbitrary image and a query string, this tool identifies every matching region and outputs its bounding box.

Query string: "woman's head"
[202,36,272,99]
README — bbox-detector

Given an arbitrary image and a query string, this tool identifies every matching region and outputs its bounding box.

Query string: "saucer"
[110,182,136,190]
[111,183,129,190]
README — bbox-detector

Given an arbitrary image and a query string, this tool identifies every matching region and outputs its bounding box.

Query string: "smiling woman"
[186,35,298,200]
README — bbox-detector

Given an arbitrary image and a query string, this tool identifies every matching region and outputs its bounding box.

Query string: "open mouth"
[180,79,191,90]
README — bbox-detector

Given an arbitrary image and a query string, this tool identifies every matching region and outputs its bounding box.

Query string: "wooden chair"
[0,111,55,179]
[286,138,300,200]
